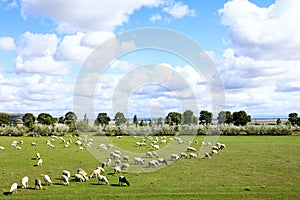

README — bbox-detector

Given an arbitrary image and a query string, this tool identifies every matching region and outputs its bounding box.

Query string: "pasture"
[0,135,299,199]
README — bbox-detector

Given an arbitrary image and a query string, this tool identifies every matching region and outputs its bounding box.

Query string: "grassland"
[0,135,299,199]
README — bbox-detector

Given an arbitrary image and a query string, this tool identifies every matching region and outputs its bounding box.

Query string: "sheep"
[36,152,40,159]
[48,144,55,149]
[97,175,109,184]
[74,174,85,182]
[35,179,42,189]
[136,142,146,146]
[212,146,219,151]
[189,153,198,158]
[204,152,211,159]
[31,142,37,146]
[219,143,226,150]
[148,160,160,167]
[116,136,122,139]
[115,159,121,166]
[108,144,113,148]
[152,151,159,158]
[211,149,218,156]
[20,140,23,144]
[158,158,168,165]
[62,170,71,178]
[9,183,18,194]
[171,154,180,161]
[75,140,82,146]
[64,144,70,148]
[37,158,43,166]
[16,146,22,150]
[123,155,129,162]
[0,146,5,151]
[151,144,160,150]
[114,150,122,155]
[106,158,112,166]
[114,166,121,174]
[99,144,107,151]
[133,157,145,165]
[44,175,52,185]
[121,163,130,170]
[179,152,188,159]
[110,152,121,160]
[146,151,153,158]
[21,176,29,188]
[61,175,69,185]
[187,146,197,152]
[78,168,89,181]
[119,176,130,186]
[79,146,84,151]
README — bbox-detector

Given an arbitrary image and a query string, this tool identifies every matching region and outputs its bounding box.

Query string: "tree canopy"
[165,112,182,125]
[0,113,10,126]
[233,110,251,126]
[95,113,110,126]
[22,113,35,130]
[199,110,212,125]
[114,112,127,126]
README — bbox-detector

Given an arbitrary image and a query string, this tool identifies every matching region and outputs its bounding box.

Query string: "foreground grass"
[0,135,299,199]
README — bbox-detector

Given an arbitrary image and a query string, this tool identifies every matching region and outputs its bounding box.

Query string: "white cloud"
[21,0,164,32]
[150,14,162,22]
[163,1,195,19]
[0,37,16,51]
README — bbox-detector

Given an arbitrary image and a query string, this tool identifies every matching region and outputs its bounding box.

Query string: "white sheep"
[108,144,113,148]
[37,158,43,166]
[204,152,211,159]
[133,157,145,165]
[158,158,168,165]
[152,151,159,158]
[151,144,160,150]
[78,168,89,181]
[211,149,218,155]
[79,146,84,151]
[180,152,188,158]
[116,136,122,139]
[106,158,112,166]
[36,152,40,159]
[62,170,71,178]
[16,146,22,150]
[48,144,55,149]
[171,154,180,161]
[61,175,69,185]
[31,142,37,146]
[97,175,109,184]
[114,166,121,174]
[115,159,121,166]
[123,155,129,162]
[35,179,42,189]
[74,174,85,182]
[187,146,197,152]
[136,142,146,146]
[189,153,198,158]
[0,146,5,151]
[44,175,52,185]
[119,176,130,186]
[21,176,29,188]
[212,146,219,151]
[9,183,18,194]
[146,151,153,158]
[114,150,122,155]
[121,163,130,170]
[148,160,160,167]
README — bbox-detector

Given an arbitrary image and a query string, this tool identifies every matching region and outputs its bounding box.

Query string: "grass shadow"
[2,192,11,195]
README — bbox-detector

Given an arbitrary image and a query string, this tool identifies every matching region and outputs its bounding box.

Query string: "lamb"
[44,175,52,185]
[119,176,130,186]
[48,144,55,149]
[171,154,180,161]
[37,158,43,166]
[0,146,5,151]
[97,175,109,184]
[114,166,121,174]
[187,146,197,152]
[158,158,168,165]
[61,175,69,185]
[35,179,42,189]
[21,176,29,188]
[36,152,40,159]
[9,183,18,194]
[62,170,71,178]
[148,160,160,167]
[189,153,198,158]
[133,157,145,165]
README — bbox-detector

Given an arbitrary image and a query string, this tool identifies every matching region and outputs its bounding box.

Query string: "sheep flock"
[1,134,226,195]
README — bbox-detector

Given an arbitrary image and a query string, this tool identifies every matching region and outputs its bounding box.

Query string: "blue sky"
[0,0,299,120]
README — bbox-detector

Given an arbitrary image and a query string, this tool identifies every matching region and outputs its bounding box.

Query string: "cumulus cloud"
[0,37,16,51]
[21,0,164,32]
[150,14,162,22]
[163,1,195,19]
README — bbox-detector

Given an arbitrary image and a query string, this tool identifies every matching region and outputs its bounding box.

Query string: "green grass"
[0,135,299,199]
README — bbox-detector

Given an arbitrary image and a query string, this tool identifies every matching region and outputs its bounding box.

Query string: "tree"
[0,113,10,126]
[233,110,251,126]
[182,110,196,125]
[199,110,212,125]
[64,111,77,132]
[217,111,233,124]
[157,117,163,127]
[133,115,138,127]
[276,118,282,125]
[22,113,35,130]
[288,113,299,126]
[37,113,55,125]
[165,112,182,125]
[114,112,127,126]
[95,113,110,126]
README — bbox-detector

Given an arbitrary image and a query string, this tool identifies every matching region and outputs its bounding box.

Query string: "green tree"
[165,112,182,125]
[0,113,10,126]
[288,113,299,126]
[133,115,138,127]
[217,111,233,124]
[233,110,251,126]
[22,113,35,130]
[183,110,196,125]
[139,119,146,126]
[95,113,110,126]
[199,110,212,125]
[64,111,77,132]
[37,113,55,125]
[114,112,127,126]
[276,118,282,125]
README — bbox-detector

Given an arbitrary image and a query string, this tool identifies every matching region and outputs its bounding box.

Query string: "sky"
[0,0,299,120]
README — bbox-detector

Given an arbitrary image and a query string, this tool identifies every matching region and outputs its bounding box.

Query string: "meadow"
[0,135,299,199]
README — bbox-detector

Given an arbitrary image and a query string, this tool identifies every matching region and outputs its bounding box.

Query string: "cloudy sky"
[0,0,299,120]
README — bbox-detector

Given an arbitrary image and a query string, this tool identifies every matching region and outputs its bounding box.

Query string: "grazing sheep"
[20,140,23,144]
[74,174,85,182]
[36,152,40,159]
[219,143,226,150]
[108,144,113,148]
[189,153,198,158]
[37,158,43,166]
[211,149,218,156]
[97,175,109,184]
[16,146,22,150]
[21,176,29,188]
[0,146,5,151]
[187,146,197,152]
[180,152,188,159]
[79,146,84,151]
[44,175,52,185]
[78,169,89,181]
[171,154,180,161]
[116,136,122,139]
[64,144,70,148]
[212,146,219,151]
[136,142,146,146]
[119,176,130,186]
[61,175,69,185]
[9,183,18,194]
[48,144,55,149]
[106,158,112,166]
[115,159,121,166]
[114,150,122,155]
[114,166,121,174]
[35,179,42,189]
[75,140,82,146]
[89,167,105,179]
[31,142,37,146]
[110,152,121,160]
[148,160,160,167]
[121,163,130,170]
[146,151,153,158]
[133,157,145,165]
[123,155,129,162]
[158,158,168,165]
[62,170,71,178]
[204,152,211,159]
[152,151,159,158]
[151,144,160,150]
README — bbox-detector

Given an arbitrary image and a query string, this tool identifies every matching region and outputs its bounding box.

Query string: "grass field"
[0,135,299,199]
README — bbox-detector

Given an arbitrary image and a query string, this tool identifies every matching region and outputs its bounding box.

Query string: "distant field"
[0,135,299,199]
